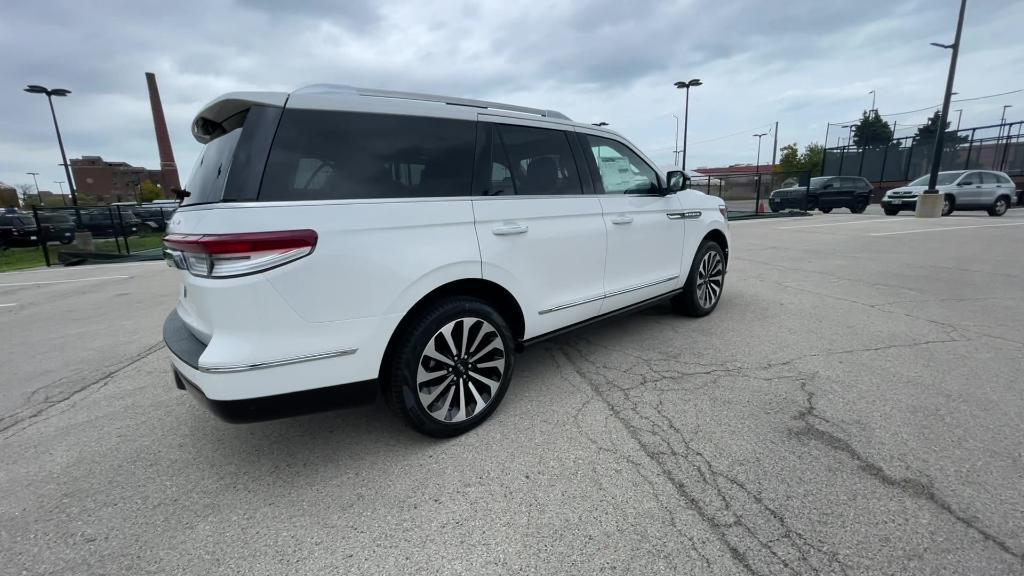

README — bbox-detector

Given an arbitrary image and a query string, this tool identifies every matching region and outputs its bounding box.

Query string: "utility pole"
[770,121,779,167]
[919,0,967,218]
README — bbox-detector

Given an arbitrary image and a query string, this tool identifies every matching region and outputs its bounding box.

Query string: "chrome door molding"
[537,275,679,315]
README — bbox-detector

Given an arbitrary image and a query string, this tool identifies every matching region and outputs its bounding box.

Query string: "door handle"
[492,223,528,235]
[610,215,633,225]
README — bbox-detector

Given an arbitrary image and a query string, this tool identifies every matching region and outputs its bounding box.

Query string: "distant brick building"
[70,156,169,204]
[0,182,17,208]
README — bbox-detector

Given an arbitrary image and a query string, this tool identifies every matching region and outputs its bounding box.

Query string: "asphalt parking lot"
[2,208,1023,575]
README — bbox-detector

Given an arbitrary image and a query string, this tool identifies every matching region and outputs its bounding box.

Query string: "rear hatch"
[165,93,289,344]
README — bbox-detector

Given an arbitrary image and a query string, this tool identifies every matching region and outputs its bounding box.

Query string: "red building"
[70,156,168,204]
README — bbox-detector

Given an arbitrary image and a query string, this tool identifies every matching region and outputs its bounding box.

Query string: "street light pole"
[54,181,67,205]
[672,114,680,167]
[919,0,967,218]
[753,132,768,172]
[998,104,1012,138]
[24,85,78,206]
[674,79,702,170]
[869,89,877,111]
[954,109,963,131]
[26,172,40,205]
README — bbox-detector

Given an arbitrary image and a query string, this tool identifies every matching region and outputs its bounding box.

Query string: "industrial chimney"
[144,72,181,193]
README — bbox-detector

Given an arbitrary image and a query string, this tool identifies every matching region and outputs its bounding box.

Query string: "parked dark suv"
[36,213,77,244]
[79,209,141,238]
[0,214,39,248]
[769,176,873,213]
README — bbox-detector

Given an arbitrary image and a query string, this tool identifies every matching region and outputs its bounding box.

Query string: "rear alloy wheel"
[820,207,833,214]
[672,241,725,317]
[942,195,955,217]
[988,196,1009,217]
[386,297,513,437]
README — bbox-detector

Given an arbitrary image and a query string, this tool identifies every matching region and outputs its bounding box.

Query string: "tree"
[914,110,968,148]
[773,142,824,176]
[852,110,893,148]
[138,180,164,202]
[76,192,98,205]
[15,183,37,207]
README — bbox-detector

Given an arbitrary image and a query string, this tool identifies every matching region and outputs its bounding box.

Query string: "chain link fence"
[690,170,812,216]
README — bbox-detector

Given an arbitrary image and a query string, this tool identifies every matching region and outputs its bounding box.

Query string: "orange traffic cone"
[758,199,767,214]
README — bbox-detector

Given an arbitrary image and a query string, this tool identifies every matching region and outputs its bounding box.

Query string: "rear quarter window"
[259,110,477,201]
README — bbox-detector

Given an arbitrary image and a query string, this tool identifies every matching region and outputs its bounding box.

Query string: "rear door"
[818,177,843,208]
[576,131,685,312]
[472,119,607,338]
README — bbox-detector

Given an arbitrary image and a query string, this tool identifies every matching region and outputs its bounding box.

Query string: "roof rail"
[354,87,572,121]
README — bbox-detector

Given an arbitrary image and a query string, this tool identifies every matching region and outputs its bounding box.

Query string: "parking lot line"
[777,218,903,229]
[870,222,1024,236]
[0,275,130,288]
[0,303,16,307]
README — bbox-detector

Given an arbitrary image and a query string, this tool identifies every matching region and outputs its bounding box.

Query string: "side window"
[979,172,998,185]
[260,110,477,201]
[488,130,516,196]
[583,135,659,194]
[962,172,981,185]
[997,173,1013,184]
[495,124,582,196]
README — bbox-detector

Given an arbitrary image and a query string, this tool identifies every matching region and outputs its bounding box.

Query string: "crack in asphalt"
[0,341,166,441]
[792,375,1023,563]
[554,339,849,575]
[550,328,1024,574]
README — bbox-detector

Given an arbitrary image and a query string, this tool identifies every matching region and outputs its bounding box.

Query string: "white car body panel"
[165,85,731,404]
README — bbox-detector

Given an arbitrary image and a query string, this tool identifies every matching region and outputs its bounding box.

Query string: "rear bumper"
[163,309,389,402]
[171,365,375,423]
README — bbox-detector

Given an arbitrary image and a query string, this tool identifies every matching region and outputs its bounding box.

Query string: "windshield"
[909,173,962,186]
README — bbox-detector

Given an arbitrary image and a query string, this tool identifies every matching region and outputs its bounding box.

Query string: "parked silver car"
[882,170,1016,216]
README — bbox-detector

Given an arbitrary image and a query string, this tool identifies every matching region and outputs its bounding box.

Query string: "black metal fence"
[27,203,174,266]
[690,170,813,216]
[823,120,1024,182]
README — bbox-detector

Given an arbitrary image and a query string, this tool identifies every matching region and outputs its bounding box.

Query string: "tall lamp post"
[869,89,877,112]
[674,78,702,170]
[753,133,768,172]
[24,85,78,206]
[919,0,967,218]
[26,172,41,206]
[672,114,680,166]
[997,104,1012,138]
[54,181,67,205]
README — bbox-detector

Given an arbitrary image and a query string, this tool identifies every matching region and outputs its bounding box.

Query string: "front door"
[576,131,686,313]
[472,120,607,339]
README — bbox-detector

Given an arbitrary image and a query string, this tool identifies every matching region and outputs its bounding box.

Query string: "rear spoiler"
[191,91,288,144]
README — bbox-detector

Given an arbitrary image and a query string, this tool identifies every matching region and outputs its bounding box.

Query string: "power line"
[689,122,775,145]
[828,87,1024,126]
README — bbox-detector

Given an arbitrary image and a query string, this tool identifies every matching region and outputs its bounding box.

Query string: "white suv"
[163,85,730,436]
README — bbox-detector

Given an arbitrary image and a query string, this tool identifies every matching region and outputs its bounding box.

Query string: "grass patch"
[0,233,166,272]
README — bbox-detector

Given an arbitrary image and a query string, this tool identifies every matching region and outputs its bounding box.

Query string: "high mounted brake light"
[163,230,317,278]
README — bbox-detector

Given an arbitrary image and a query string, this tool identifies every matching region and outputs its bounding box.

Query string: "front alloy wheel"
[672,240,725,317]
[416,317,505,424]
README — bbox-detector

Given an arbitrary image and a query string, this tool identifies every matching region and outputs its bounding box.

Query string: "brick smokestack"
[145,72,181,193]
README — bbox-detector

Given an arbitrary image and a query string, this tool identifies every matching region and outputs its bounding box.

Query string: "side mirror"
[666,170,688,193]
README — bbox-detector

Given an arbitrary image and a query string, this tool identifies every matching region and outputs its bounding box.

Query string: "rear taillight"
[163,230,317,278]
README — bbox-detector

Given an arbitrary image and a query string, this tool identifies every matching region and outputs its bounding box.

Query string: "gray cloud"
[2,0,1022,190]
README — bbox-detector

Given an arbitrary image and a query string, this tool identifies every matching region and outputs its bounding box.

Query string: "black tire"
[384,297,514,437]
[941,194,955,217]
[671,240,725,318]
[850,198,868,214]
[820,207,833,214]
[59,238,73,245]
[883,207,900,216]
[988,195,1010,217]
[770,206,780,213]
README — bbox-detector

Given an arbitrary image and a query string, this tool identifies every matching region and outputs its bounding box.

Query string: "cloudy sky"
[2,0,1022,192]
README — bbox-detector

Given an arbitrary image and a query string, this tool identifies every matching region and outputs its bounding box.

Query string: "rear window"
[259,110,477,201]
[182,128,242,206]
